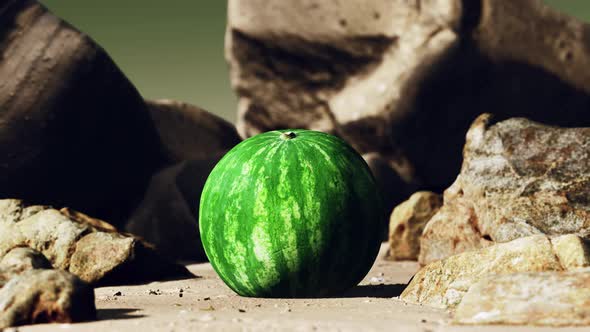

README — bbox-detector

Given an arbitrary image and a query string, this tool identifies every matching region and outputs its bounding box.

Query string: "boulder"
[146,99,241,163]
[0,199,190,285]
[386,191,442,261]
[126,100,241,261]
[454,269,590,326]
[400,234,590,309]
[420,114,590,265]
[0,270,95,328]
[226,0,590,211]
[0,0,165,227]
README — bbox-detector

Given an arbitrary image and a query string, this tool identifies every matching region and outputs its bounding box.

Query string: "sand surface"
[14,244,588,332]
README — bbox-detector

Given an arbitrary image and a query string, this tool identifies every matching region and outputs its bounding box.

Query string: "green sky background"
[40,1,590,123]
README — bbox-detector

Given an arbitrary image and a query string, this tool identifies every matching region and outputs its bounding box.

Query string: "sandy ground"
[14,244,589,332]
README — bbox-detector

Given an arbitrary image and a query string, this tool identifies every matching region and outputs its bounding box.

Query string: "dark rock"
[146,99,241,163]
[0,270,95,328]
[127,100,241,261]
[226,0,590,212]
[420,114,590,265]
[0,0,165,227]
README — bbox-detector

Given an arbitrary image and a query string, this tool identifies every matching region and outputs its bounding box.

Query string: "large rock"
[0,0,165,226]
[420,114,590,265]
[454,269,590,326]
[0,199,190,285]
[226,0,590,211]
[400,234,590,309]
[387,191,442,261]
[146,99,241,163]
[126,100,241,261]
[0,269,95,328]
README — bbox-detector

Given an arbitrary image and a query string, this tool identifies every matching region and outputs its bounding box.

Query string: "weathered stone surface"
[386,192,442,261]
[0,199,190,284]
[0,270,95,328]
[401,234,590,309]
[125,100,241,261]
[226,0,590,211]
[420,114,590,265]
[454,269,590,326]
[0,0,165,227]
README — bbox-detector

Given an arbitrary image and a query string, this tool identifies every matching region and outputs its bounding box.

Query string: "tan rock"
[401,234,590,309]
[226,0,590,216]
[0,199,190,285]
[419,114,590,264]
[387,192,442,261]
[454,269,590,326]
[0,270,95,328]
[418,190,494,265]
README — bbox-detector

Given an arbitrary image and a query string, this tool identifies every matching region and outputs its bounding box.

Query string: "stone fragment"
[0,270,95,328]
[401,234,590,309]
[126,100,241,261]
[0,199,190,285]
[0,0,165,227]
[226,0,590,212]
[419,114,590,264]
[454,269,590,326]
[551,234,590,270]
[386,192,442,261]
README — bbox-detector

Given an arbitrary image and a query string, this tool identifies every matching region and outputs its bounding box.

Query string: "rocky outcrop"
[226,0,590,211]
[454,269,590,326]
[127,100,241,261]
[0,270,95,328]
[0,199,190,285]
[387,192,442,261]
[401,235,590,309]
[420,114,590,265]
[0,0,166,226]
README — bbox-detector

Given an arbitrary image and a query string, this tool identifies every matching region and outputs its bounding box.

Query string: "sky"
[40,1,590,123]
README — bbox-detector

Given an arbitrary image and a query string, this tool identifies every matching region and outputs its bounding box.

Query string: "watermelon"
[199,129,384,297]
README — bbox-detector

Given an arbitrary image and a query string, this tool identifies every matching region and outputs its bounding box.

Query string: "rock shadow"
[97,308,146,321]
[338,283,408,298]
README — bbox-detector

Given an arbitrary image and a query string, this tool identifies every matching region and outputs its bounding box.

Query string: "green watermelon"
[199,129,384,297]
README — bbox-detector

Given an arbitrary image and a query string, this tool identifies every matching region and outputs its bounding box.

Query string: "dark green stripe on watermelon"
[199,129,384,297]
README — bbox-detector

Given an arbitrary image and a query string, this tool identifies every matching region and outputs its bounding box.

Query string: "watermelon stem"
[280,131,297,140]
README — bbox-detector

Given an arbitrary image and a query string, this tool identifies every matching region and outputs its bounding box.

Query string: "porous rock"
[401,234,590,309]
[454,269,590,326]
[0,270,95,328]
[127,100,241,261]
[420,114,590,265]
[0,0,165,226]
[387,191,442,261]
[0,199,190,285]
[226,0,590,211]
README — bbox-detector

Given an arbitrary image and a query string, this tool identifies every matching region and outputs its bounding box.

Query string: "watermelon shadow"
[337,283,407,298]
